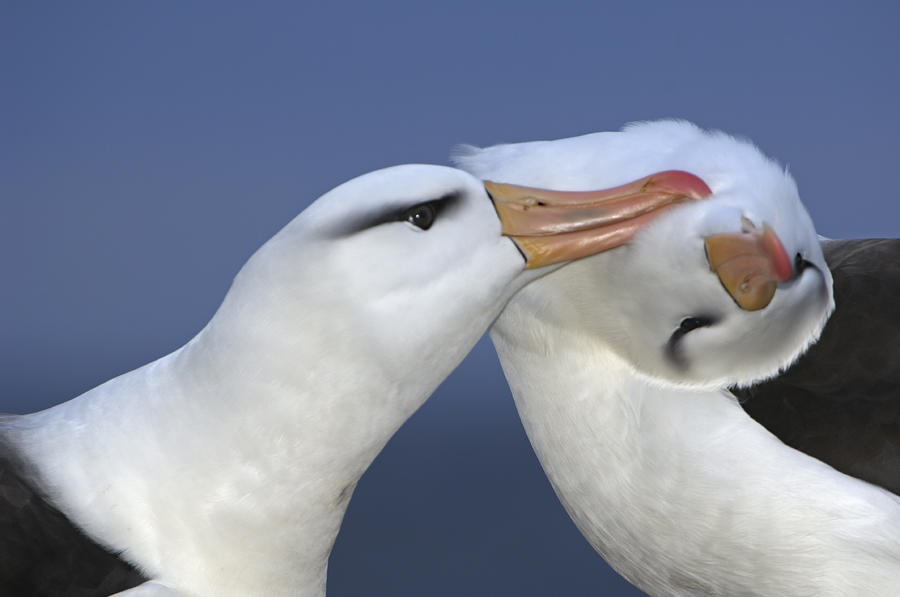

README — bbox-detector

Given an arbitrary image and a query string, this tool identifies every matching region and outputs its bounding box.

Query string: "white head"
[209,165,528,411]
[456,121,834,389]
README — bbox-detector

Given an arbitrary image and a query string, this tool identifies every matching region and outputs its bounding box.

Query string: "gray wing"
[735,239,900,496]
[0,417,148,595]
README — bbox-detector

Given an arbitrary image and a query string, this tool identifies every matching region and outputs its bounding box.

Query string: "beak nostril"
[740,216,757,233]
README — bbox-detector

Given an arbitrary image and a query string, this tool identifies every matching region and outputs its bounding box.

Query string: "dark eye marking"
[395,192,459,231]
[678,316,712,334]
[333,192,461,236]
[401,201,438,230]
[665,315,717,369]
[794,252,813,275]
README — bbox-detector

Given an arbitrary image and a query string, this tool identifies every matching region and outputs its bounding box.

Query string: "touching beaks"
[486,170,713,269]
[704,221,794,311]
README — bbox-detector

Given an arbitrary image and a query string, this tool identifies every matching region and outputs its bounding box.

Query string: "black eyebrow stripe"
[331,191,463,236]
[664,315,717,369]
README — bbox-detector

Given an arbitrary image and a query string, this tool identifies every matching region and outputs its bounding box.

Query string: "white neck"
[12,334,375,596]
[491,308,900,597]
[8,246,506,597]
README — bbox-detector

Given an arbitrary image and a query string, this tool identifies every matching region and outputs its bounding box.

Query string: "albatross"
[454,120,900,595]
[0,162,708,596]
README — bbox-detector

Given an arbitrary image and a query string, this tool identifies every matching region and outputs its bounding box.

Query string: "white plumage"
[5,142,713,594]
[3,165,537,596]
[456,121,900,596]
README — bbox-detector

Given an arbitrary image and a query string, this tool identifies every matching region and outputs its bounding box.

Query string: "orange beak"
[704,221,794,311]
[486,170,712,268]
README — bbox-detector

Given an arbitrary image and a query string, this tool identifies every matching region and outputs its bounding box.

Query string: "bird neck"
[8,276,450,596]
[490,307,900,596]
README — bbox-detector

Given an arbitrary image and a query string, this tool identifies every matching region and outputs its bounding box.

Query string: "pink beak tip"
[648,170,714,200]
[761,224,794,282]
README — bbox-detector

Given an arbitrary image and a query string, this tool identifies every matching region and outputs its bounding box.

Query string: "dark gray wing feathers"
[737,239,900,495]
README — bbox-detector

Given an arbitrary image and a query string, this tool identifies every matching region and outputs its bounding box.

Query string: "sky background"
[2,2,898,595]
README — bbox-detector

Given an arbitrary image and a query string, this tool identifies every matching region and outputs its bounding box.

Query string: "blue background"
[3,2,898,595]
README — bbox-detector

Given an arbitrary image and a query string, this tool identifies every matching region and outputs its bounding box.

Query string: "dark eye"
[794,252,811,274]
[402,202,437,231]
[665,315,717,368]
[679,317,713,334]
[668,316,715,348]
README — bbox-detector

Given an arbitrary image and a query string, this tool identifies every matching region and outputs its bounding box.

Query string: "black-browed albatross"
[455,120,900,596]
[0,162,711,596]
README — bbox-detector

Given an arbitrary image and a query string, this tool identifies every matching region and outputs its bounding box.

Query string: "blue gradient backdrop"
[3,2,898,595]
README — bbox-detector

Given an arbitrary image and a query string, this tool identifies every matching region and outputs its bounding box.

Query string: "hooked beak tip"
[704,222,793,311]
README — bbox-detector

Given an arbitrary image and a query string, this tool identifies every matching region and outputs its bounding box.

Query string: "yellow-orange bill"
[486,170,712,268]
[704,223,794,311]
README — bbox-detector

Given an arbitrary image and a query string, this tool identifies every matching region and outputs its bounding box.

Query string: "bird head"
[457,120,834,389]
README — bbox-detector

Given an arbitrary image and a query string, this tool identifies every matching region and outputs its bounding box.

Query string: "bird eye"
[665,316,716,368]
[402,202,437,231]
[679,316,713,334]
[794,252,811,274]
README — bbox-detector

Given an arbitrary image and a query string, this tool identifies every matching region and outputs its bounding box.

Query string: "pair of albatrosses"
[0,153,708,595]
[3,120,897,596]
